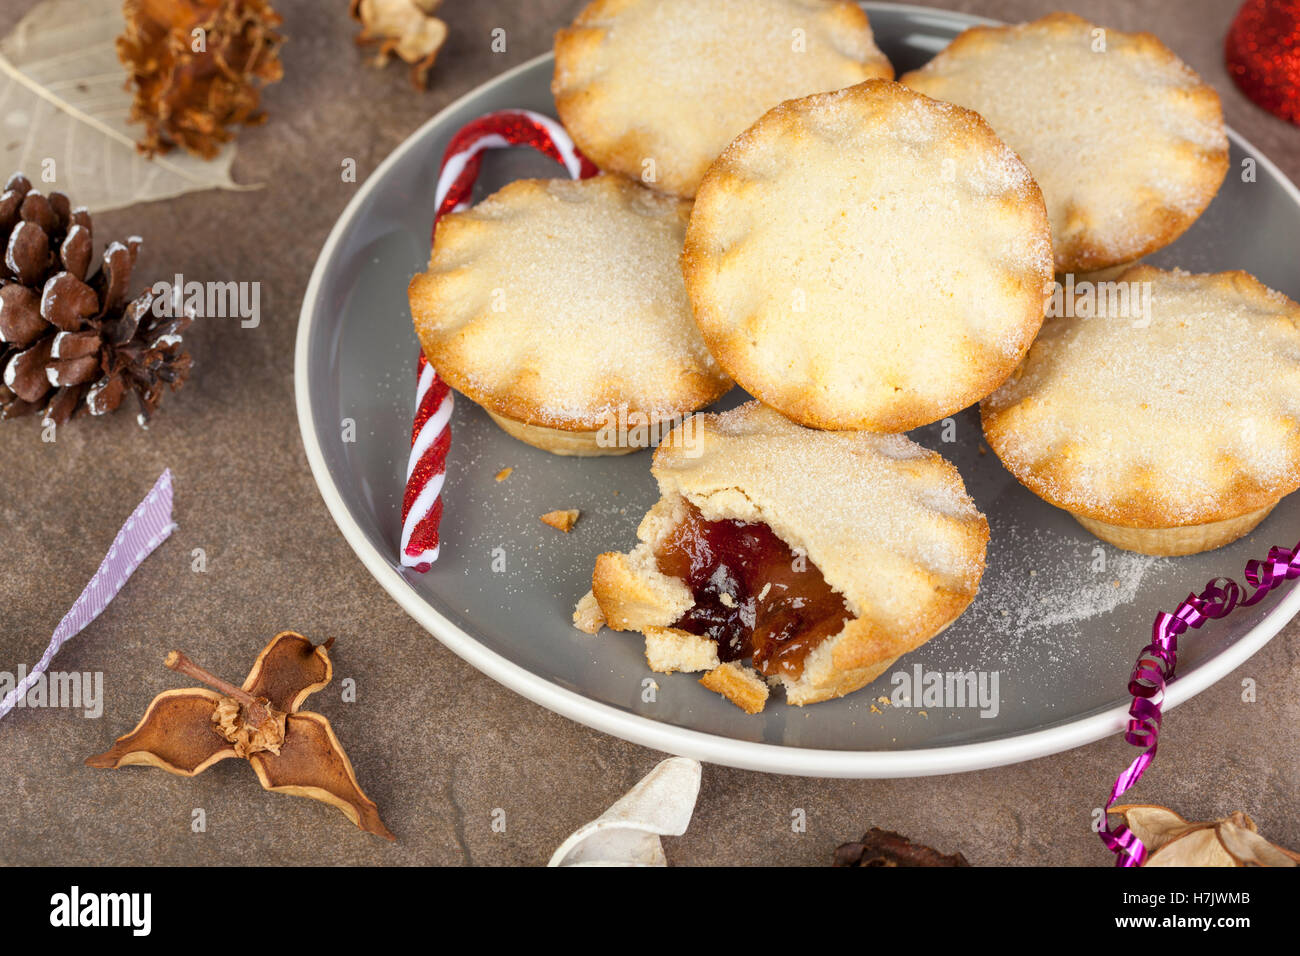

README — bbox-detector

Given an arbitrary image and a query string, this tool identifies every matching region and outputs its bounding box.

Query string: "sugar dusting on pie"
[982,267,1300,552]
[584,402,989,712]
[408,175,731,451]
[552,0,893,198]
[902,12,1228,272]
[683,79,1053,432]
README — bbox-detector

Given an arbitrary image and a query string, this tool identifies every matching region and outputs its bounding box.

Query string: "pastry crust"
[981,267,1300,549]
[409,175,732,448]
[682,80,1053,433]
[699,663,769,715]
[589,402,989,710]
[552,0,893,198]
[902,12,1228,273]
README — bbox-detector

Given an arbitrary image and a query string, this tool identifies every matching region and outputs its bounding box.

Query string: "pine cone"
[0,173,194,428]
[117,0,286,158]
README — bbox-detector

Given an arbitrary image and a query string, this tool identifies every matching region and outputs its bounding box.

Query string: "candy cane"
[400,110,598,571]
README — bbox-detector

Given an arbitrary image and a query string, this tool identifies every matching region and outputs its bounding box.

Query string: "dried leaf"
[0,0,252,213]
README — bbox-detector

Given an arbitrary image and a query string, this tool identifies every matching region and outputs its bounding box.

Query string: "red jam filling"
[654,503,852,680]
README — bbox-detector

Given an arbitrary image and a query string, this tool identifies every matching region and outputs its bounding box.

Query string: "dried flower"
[117,0,285,158]
[350,0,447,89]
[1109,804,1300,866]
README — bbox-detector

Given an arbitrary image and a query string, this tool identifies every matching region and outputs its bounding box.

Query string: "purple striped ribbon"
[0,469,176,720]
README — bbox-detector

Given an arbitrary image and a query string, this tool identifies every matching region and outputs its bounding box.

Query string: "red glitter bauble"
[1226,0,1300,126]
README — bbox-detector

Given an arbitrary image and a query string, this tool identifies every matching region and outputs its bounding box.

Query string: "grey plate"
[295,3,1300,777]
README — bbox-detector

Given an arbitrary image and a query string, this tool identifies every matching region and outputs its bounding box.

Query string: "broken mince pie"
[576,402,989,713]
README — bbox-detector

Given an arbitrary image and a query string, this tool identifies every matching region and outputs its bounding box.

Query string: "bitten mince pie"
[682,80,1053,433]
[551,0,893,199]
[901,13,1229,274]
[408,174,732,456]
[577,402,989,713]
[982,267,1300,556]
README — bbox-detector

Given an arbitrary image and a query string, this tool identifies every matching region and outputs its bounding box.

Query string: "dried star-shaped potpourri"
[87,631,394,840]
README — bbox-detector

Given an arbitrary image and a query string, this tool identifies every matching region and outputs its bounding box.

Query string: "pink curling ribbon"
[400,110,598,571]
[1,469,175,719]
[1100,540,1300,865]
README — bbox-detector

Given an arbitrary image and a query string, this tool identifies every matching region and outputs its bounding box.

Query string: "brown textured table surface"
[1,0,1297,867]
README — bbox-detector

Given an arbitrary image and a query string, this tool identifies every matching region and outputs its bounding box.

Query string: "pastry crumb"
[572,590,605,634]
[699,662,769,714]
[494,467,513,482]
[541,508,580,532]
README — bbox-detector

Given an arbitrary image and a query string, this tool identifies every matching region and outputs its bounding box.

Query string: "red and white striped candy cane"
[401,109,598,571]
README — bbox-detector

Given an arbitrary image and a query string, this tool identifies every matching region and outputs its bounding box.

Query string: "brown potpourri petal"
[242,631,334,713]
[832,828,971,867]
[250,712,395,841]
[85,688,240,776]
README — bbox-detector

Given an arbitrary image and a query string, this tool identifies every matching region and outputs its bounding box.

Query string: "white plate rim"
[294,8,1300,778]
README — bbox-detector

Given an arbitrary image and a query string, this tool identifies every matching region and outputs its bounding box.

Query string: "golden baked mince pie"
[408,174,732,455]
[552,0,893,198]
[982,267,1300,556]
[683,80,1053,433]
[573,403,989,713]
[902,13,1229,274]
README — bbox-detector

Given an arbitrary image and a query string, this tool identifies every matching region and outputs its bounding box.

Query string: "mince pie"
[982,267,1300,555]
[552,0,893,198]
[683,79,1053,432]
[408,174,731,455]
[902,13,1229,273]
[578,402,989,712]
